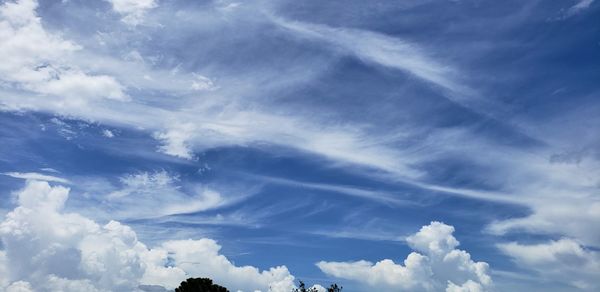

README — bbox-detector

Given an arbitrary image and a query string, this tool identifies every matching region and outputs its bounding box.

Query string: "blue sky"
[0,0,599,291]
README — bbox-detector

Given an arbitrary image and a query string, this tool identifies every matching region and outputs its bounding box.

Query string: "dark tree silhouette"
[292,280,343,292]
[326,283,342,292]
[292,281,319,292]
[175,278,229,292]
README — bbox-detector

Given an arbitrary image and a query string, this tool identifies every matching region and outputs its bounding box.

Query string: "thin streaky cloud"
[2,172,70,184]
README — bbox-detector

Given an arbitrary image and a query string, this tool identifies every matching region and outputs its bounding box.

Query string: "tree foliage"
[175,278,229,292]
[325,283,342,292]
[292,280,343,292]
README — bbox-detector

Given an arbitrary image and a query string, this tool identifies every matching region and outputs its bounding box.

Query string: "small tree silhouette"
[175,278,229,292]
[292,280,343,292]
[292,281,319,292]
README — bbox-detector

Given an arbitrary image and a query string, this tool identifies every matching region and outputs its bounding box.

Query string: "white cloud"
[317,222,491,291]
[32,71,126,101]
[143,239,296,292]
[0,0,439,190]
[406,221,460,255]
[5,281,33,292]
[2,172,70,184]
[106,0,158,25]
[0,180,296,291]
[498,239,600,291]
[0,0,127,104]
[273,18,471,98]
[191,74,217,91]
[486,195,600,248]
[0,5,598,292]
[102,129,115,138]
[104,170,225,218]
[153,123,196,159]
[567,0,594,16]
[446,280,484,292]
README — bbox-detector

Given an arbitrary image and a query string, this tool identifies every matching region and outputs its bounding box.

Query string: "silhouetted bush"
[292,280,343,292]
[175,278,229,292]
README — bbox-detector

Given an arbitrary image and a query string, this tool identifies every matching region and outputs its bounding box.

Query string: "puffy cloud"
[0,0,127,105]
[142,239,295,292]
[105,0,158,25]
[317,222,491,292]
[406,222,460,255]
[0,181,145,291]
[153,123,196,159]
[5,281,33,292]
[446,280,484,292]
[0,180,295,291]
[102,129,115,138]
[498,239,600,291]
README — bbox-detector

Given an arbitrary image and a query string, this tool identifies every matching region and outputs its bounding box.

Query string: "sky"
[0,0,599,291]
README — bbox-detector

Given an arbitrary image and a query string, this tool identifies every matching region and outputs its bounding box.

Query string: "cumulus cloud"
[0,0,127,105]
[142,239,295,292]
[317,222,491,291]
[106,0,158,25]
[0,180,296,291]
[498,238,600,291]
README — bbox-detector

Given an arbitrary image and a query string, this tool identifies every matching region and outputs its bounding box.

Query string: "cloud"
[498,239,600,291]
[317,222,491,291]
[249,174,418,207]
[567,0,595,16]
[105,0,158,25]
[0,180,296,291]
[272,18,472,98]
[2,172,70,184]
[102,129,115,138]
[142,239,295,292]
[104,170,226,219]
[0,5,598,292]
[0,0,491,201]
[445,280,485,292]
[486,193,600,248]
[5,281,33,292]
[153,123,196,159]
[0,0,127,105]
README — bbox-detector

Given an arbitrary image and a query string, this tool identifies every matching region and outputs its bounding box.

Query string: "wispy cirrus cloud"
[0,1,599,290]
[271,17,475,102]
[105,0,158,25]
[567,0,595,16]
[2,171,70,184]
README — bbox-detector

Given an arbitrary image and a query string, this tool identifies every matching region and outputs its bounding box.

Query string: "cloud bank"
[498,239,600,291]
[317,222,491,291]
[0,180,295,292]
